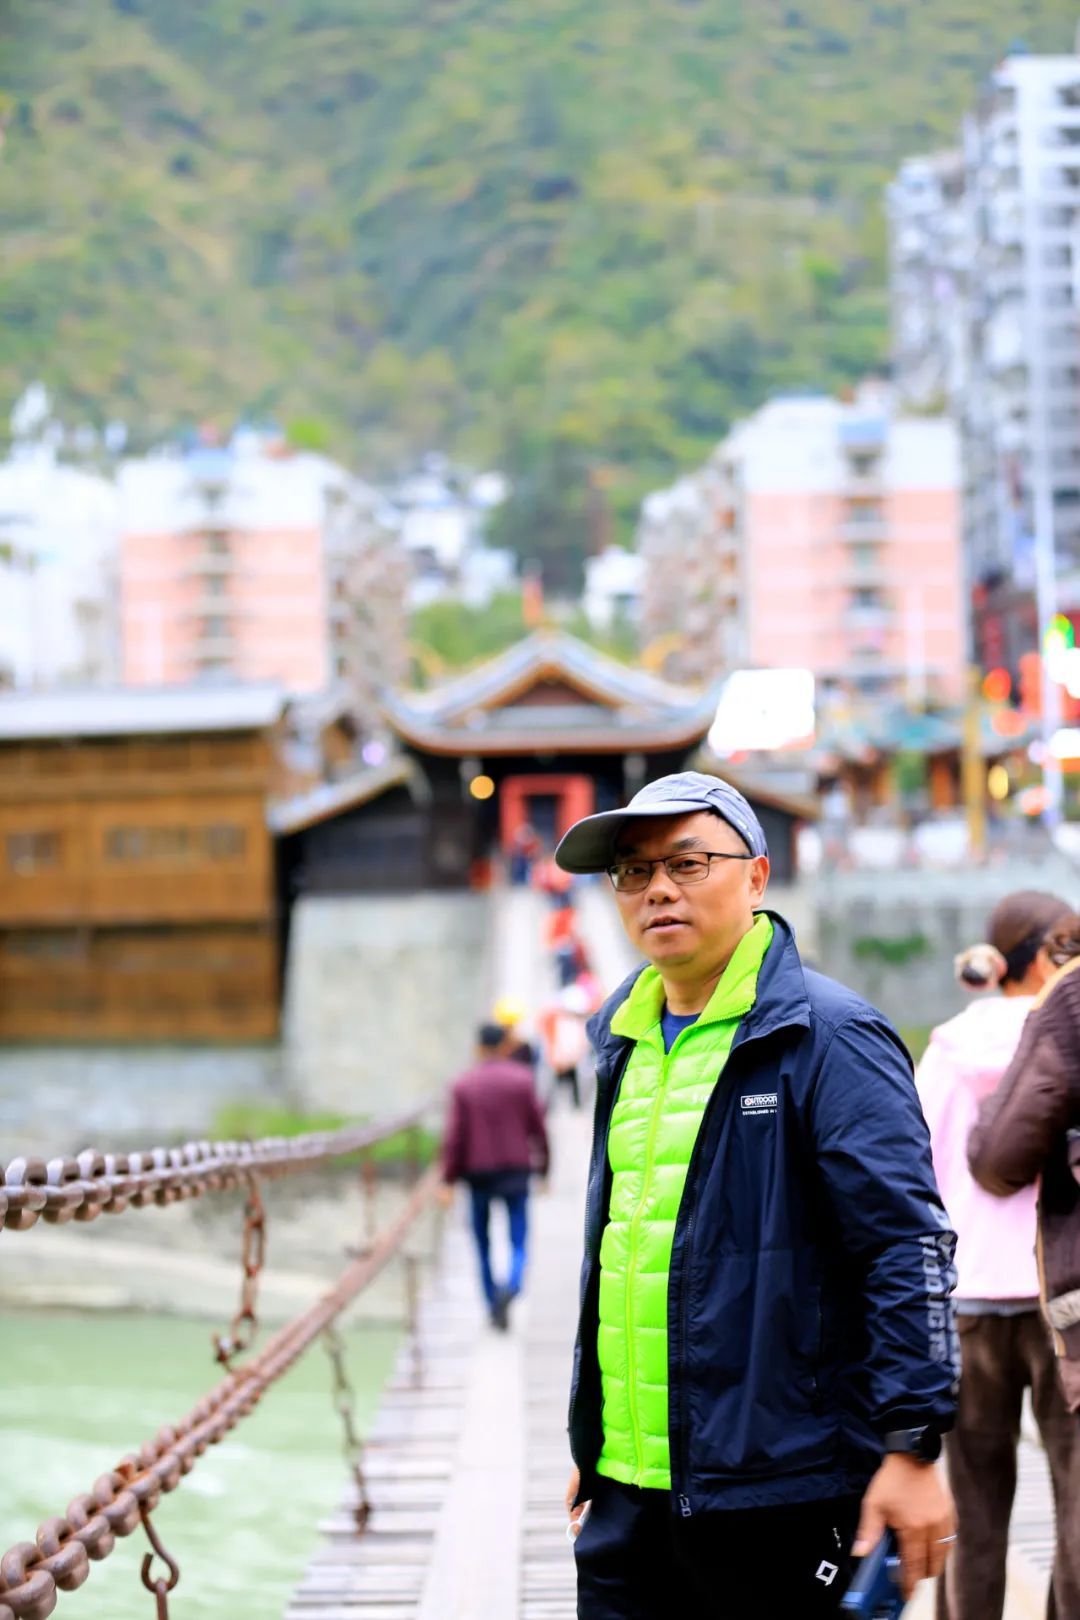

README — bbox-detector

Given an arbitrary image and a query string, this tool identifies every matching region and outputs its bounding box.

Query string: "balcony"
[842,470,885,499]
[845,558,890,589]
[182,550,235,579]
[191,625,236,660]
[841,513,888,543]
[844,602,894,635]
[179,586,234,614]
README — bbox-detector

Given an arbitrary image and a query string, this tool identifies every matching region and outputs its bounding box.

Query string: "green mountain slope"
[2,1,1077,563]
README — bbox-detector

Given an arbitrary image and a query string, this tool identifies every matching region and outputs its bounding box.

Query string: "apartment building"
[639,390,965,704]
[118,434,407,703]
[886,149,968,411]
[889,49,1080,661]
[637,462,745,684]
[961,51,1080,593]
[0,447,118,690]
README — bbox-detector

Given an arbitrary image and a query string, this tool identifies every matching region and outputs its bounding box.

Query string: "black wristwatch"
[882,1426,942,1464]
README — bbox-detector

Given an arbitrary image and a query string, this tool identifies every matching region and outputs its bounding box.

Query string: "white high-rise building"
[961,51,1080,595]
[886,150,968,411]
[0,447,119,690]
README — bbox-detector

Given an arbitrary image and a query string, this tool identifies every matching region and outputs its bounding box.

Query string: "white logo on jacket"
[740,1092,778,1116]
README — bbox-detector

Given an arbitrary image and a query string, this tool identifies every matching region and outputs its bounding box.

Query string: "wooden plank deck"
[284,1105,588,1620]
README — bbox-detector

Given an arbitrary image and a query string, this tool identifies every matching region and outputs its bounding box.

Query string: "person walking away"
[553,771,959,1617]
[539,983,591,1109]
[534,852,575,904]
[970,911,1080,1618]
[440,1023,550,1330]
[917,891,1076,1620]
[545,897,585,988]
[492,995,540,1071]
[510,819,540,886]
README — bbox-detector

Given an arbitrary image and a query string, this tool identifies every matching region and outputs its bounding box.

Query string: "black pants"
[555,1065,581,1109]
[575,1476,862,1619]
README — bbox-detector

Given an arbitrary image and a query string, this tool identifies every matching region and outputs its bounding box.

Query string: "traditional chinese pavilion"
[274,632,811,895]
[384,630,721,850]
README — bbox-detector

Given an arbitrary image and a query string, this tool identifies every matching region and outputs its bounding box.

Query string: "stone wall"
[0,1045,283,1159]
[282,892,493,1117]
[814,857,1080,1031]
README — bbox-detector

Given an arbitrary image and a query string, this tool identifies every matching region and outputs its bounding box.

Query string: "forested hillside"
[2,0,1077,573]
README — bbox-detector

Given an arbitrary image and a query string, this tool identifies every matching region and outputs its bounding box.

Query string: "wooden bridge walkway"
[285,1106,589,1620]
[286,887,1059,1620]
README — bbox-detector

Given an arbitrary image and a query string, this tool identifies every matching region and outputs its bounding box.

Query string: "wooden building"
[0,685,285,1041]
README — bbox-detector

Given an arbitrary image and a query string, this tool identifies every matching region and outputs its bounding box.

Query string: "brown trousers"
[936,1311,1079,1620]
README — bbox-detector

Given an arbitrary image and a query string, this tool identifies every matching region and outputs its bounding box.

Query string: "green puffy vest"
[596,914,774,1490]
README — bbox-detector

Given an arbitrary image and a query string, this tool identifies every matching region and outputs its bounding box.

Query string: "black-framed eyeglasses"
[606,851,755,893]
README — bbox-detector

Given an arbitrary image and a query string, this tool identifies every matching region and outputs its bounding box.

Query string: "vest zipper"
[671,1038,750,1512]
[624,1041,674,1487]
[567,1046,629,1469]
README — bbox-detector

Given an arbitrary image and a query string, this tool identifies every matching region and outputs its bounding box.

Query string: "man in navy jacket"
[558,772,959,1616]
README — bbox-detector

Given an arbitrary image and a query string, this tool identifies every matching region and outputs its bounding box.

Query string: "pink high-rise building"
[640,389,965,705]
[119,442,347,694]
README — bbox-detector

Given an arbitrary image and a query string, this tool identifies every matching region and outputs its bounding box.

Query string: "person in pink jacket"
[917,890,1077,1620]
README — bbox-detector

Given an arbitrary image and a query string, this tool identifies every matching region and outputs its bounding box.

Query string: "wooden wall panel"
[0,925,279,1041]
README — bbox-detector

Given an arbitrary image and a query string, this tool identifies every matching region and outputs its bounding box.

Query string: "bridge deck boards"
[284,1104,588,1620]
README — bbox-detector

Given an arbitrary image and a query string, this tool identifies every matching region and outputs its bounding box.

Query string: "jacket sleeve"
[969,980,1078,1196]
[811,1012,959,1433]
[440,1084,466,1184]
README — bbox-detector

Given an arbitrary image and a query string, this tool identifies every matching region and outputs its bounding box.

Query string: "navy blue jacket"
[569,912,958,1514]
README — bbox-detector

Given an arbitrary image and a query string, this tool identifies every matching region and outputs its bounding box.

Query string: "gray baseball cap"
[554,771,769,873]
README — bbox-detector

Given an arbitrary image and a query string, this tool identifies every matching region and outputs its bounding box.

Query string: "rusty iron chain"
[139,1510,179,1620]
[323,1323,372,1533]
[0,1102,434,1235]
[213,1181,267,1369]
[0,1164,440,1620]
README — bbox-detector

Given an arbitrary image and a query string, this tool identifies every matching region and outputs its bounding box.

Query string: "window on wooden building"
[6,831,61,873]
[103,824,246,862]
[204,823,246,859]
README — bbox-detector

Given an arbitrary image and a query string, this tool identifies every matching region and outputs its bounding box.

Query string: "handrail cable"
[1,1099,437,1234]
[0,1162,441,1620]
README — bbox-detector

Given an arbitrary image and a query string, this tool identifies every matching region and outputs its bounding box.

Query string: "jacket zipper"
[567,1045,629,1467]
[672,1032,757,1512]
[624,1040,673,1485]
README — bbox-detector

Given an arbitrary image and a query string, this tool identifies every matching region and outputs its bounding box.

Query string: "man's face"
[610,811,769,974]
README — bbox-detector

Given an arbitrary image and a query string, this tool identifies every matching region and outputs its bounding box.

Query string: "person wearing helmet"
[492,994,539,1071]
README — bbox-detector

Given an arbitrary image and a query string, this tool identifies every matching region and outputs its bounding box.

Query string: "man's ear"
[750,856,770,904]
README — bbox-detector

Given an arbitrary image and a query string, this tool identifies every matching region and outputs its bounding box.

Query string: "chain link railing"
[0,1104,433,1233]
[0,1103,442,1619]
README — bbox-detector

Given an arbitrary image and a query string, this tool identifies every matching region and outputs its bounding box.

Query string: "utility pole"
[961,664,988,861]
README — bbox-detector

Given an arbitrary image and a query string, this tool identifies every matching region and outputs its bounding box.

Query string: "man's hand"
[437,1182,455,1210]
[852,1454,956,1598]
[565,1466,590,1536]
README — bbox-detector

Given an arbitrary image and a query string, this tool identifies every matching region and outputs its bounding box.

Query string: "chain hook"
[140,1508,180,1620]
[213,1176,267,1369]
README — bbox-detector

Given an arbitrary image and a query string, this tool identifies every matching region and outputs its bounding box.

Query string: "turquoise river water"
[1,1310,399,1620]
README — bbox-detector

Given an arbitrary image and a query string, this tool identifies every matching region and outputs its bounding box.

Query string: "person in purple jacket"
[440,1022,550,1330]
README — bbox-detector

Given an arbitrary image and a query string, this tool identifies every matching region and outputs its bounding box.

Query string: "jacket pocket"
[684,1248,838,1480]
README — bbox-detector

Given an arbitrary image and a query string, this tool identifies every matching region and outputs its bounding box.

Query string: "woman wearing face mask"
[916,890,1077,1620]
